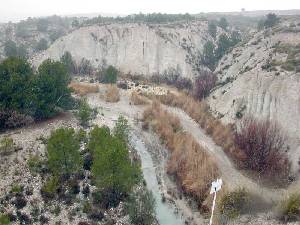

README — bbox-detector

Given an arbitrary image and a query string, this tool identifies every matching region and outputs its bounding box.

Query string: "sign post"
[209,178,223,225]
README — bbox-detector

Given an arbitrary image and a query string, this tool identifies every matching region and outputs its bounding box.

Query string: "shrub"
[264,13,279,28]
[162,67,181,85]
[82,201,92,214]
[208,21,217,39]
[60,51,76,74]
[13,196,27,209]
[4,40,17,57]
[35,39,48,52]
[218,17,228,31]
[0,109,33,130]
[201,41,217,71]
[98,65,118,84]
[77,58,94,75]
[277,193,300,222]
[216,34,231,60]
[33,59,73,119]
[218,188,250,219]
[113,115,130,143]
[0,214,10,225]
[125,188,156,225]
[27,155,44,174]
[11,184,22,193]
[36,19,49,32]
[69,82,99,96]
[0,57,72,129]
[130,92,148,105]
[90,123,140,208]
[41,176,59,200]
[47,128,82,175]
[175,77,192,90]
[193,71,217,100]
[105,85,120,102]
[235,117,290,180]
[76,98,96,127]
[0,137,14,155]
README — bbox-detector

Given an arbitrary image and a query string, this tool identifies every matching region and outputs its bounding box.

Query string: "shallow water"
[130,133,185,225]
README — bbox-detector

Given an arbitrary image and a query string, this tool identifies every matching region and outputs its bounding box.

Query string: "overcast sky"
[1,0,300,22]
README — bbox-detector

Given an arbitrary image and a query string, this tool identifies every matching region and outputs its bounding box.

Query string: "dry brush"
[143,101,219,208]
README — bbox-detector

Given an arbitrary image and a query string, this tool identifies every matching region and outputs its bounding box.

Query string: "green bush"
[208,21,217,39]
[76,98,96,127]
[277,193,300,222]
[125,188,156,225]
[33,59,73,119]
[60,51,76,74]
[41,176,59,200]
[35,39,48,51]
[0,214,10,225]
[82,201,92,214]
[97,65,118,84]
[113,115,129,143]
[11,184,22,193]
[47,128,82,175]
[0,57,73,130]
[77,128,87,143]
[4,40,17,57]
[90,120,141,208]
[219,188,250,219]
[27,155,44,174]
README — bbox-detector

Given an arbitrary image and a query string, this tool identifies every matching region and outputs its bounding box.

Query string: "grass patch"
[218,188,250,219]
[0,214,10,225]
[105,85,120,103]
[277,193,300,222]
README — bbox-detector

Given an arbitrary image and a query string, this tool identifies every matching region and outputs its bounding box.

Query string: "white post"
[209,191,217,225]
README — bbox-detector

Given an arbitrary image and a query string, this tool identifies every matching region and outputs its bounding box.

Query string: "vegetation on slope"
[151,92,290,184]
[143,101,219,208]
[0,57,73,130]
[0,115,153,224]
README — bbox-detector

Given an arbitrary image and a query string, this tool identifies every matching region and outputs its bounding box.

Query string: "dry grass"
[130,91,148,105]
[105,85,120,102]
[69,82,99,96]
[151,92,246,167]
[143,102,219,208]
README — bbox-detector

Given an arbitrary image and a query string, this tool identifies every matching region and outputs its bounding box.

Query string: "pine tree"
[47,128,82,175]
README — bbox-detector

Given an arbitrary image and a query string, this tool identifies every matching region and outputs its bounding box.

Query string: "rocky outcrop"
[208,23,300,173]
[32,22,216,78]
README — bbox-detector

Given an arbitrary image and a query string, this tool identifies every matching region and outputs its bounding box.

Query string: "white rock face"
[208,27,300,173]
[32,22,214,78]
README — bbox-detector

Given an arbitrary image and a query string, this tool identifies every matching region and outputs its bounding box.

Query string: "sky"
[1,0,300,22]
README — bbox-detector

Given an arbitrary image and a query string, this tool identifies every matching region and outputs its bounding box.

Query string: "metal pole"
[209,191,217,225]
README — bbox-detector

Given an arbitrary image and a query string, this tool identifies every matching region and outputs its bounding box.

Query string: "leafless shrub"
[193,71,217,100]
[0,109,33,130]
[235,117,290,179]
[175,77,193,90]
